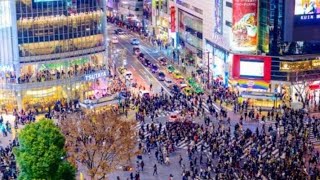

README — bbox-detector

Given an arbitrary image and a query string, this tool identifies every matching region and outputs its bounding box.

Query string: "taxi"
[193,85,204,94]
[187,77,197,87]
[182,86,193,96]
[118,66,127,74]
[167,65,175,73]
[173,70,184,80]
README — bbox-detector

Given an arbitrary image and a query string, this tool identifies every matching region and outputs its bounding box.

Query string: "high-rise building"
[0,0,108,112]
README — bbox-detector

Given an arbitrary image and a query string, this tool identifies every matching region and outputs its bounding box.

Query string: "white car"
[169,111,181,122]
[131,38,140,45]
[112,36,119,44]
[124,71,133,80]
[139,90,150,98]
[164,78,173,87]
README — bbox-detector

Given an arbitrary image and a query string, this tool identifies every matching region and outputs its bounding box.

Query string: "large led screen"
[284,0,320,41]
[240,61,264,77]
[295,0,320,15]
[231,0,258,52]
[294,0,320,24]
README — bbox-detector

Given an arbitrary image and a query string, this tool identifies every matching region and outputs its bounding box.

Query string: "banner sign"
[170,6,176,32]
[231,0,258,52]
[214,0,223,34]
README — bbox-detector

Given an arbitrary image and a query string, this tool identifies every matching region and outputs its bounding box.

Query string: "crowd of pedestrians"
[0,140,18,180]
[125,82,320,179]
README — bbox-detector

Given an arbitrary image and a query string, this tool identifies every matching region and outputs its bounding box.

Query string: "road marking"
[117,41,172,95]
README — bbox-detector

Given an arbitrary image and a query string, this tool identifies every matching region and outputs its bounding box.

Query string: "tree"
[289,71,311,109]
[60,110,137,180]
[14,119,76,180]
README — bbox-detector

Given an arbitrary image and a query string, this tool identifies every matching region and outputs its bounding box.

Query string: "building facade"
[163,0,320,108]
[0,0,108,112]
[118,0,143,26]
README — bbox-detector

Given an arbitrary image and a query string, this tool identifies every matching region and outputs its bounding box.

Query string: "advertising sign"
[240,61,264,77]
[232,55,271,82]
[231,0,258,52]
[214,0,223,34]
[294,0,320,24]
[84,71,107,81]
[170,6,176,32]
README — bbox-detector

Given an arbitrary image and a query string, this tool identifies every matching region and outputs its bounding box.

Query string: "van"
[139,90,150,98]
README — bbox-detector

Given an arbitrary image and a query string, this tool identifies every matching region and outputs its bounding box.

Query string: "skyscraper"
[0,0,108,112]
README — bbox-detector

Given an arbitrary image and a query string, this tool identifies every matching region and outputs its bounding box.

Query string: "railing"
[0,70,108,91]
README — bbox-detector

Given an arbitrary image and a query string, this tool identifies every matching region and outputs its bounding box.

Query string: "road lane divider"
[117,40,172,96]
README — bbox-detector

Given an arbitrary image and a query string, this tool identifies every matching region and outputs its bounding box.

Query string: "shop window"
[225,20,232,27]
[226,2,232,8]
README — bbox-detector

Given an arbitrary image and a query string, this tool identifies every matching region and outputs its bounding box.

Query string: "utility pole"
[207,51,210,89]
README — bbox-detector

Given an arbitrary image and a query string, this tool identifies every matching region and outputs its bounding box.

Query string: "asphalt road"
[108,25,173,96]
[106,25,268,180]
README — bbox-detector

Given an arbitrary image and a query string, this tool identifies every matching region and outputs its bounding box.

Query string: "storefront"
[177,9,203,65]
[238,91,282,108]
[278,58,320,106]
[156,17,170,43]
[2,65,109,112]
[0,90,17,112]
[22,86,66,112]
[205,40,230,86]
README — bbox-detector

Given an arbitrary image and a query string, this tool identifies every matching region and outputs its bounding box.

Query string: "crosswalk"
[145,110,172,118]
[262,119,320,146]
[134,122,165,139]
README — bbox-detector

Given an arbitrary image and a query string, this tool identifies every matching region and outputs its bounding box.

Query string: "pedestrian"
[179,154,183,167]
[153,164,158,175]
[140,160,144,171]
[169,174,173,180]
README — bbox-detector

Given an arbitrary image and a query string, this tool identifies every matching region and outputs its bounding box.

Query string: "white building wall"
[172,0,233,52]
[118,0,143,19]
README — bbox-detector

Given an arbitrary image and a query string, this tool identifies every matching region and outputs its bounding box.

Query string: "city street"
[105,24,315,180]
[1,0,320,179]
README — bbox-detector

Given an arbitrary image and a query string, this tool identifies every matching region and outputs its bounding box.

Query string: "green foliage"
[14,119,75,180]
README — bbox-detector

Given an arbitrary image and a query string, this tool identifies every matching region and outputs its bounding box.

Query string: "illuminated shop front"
[0,90,18,112]
[205,41,230,86]
[16,72,109,112]
[156,17,170,43]
[177,9,203,65]
[278,58,320,106]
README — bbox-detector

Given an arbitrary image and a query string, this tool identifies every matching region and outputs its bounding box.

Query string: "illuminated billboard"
[214,0,223,34]
[294,0,320,24]
[240,61,264,77]
[284,0,320,41]
[295,0,320,15]
[232,54,271,82]
[231,0,258,52]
